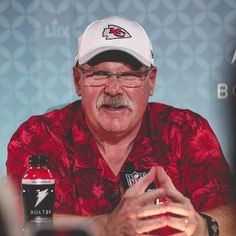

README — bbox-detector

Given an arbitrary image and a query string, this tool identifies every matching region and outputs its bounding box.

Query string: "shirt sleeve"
[6,116,77,214]
[180,113,235,211]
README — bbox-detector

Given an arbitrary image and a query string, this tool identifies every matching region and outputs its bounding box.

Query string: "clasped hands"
[100,166,207,236]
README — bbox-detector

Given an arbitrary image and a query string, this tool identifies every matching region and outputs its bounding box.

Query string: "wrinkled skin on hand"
[101,167,207,236]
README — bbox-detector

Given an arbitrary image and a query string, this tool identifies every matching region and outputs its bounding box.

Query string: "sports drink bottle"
[22,155,55,226]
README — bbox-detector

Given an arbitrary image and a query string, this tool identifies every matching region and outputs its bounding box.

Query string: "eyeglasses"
[78,67,150,88]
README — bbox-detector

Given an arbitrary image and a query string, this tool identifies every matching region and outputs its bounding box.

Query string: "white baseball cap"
[75,16,155,66]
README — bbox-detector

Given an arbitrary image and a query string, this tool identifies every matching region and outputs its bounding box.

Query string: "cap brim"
[77,46,152,67]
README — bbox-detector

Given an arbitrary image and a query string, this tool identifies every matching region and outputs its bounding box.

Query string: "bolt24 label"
[22,179,55,222]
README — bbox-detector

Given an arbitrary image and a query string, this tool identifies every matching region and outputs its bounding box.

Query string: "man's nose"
[104,75,123,96]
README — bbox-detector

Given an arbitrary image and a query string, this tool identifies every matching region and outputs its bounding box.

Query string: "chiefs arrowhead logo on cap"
[102,24,132,40]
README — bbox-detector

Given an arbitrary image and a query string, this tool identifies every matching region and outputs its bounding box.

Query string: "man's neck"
[96,139,134,176]
[88,125,142,176]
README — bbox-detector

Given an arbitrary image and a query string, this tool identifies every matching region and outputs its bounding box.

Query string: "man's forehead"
[87,50,144,70]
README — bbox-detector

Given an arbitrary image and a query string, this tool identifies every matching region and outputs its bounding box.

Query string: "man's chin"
[98,118,131,135]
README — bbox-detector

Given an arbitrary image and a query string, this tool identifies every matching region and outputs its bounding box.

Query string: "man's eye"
[121,72,139,78]
[91,71,109,77]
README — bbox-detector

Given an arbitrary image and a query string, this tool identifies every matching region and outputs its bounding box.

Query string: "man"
[7,16,235,235]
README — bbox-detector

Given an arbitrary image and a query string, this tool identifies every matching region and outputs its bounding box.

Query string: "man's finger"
[137,215,191,234]
[133,188,166,208]
[156,166,183,200]
[159,202,190,217]
[125,167,156,197]
[135,201,189,218]
[165,188,187,203]
[136,215,167,234]
[165,215,190,233]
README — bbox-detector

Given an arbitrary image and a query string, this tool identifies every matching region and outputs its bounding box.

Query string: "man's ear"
[148,66,157,96]
[73,66,81,96]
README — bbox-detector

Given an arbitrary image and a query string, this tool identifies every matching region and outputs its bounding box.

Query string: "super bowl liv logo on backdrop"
[217,49,236,99]
[45,19,69,38]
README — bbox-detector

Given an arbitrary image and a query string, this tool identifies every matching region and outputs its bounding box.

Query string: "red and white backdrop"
[0,0,235,174]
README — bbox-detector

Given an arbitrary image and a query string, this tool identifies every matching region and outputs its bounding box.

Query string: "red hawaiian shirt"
[7,100,234,219]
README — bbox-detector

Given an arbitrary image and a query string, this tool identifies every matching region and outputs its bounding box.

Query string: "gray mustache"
[96,95,134,109]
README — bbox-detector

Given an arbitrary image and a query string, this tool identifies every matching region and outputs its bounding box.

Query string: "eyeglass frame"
[76,66,152,88]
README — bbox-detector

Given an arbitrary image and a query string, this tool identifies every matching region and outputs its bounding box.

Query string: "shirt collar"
[71,101,152,170]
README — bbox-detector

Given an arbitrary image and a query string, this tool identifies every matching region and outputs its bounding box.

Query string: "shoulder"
[9,100,82,143]
[147,102,208,129]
